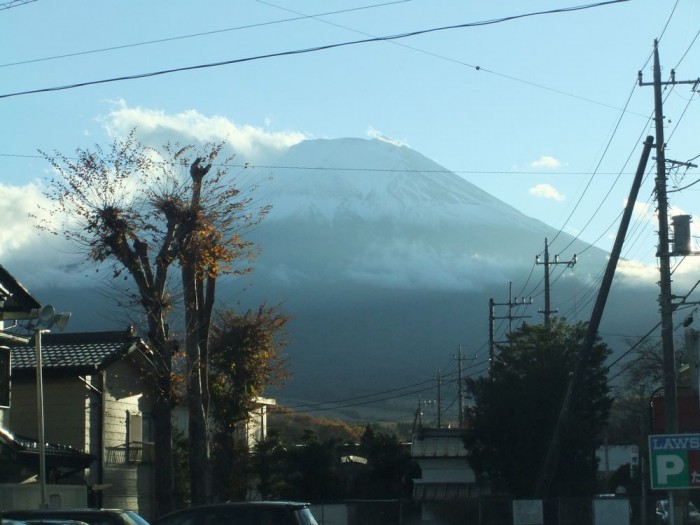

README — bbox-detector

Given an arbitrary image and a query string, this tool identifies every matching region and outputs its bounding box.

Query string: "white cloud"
[631,201,653,221]
[615,258,658,282]
[366,126,409,148]
[99,100,307,162]
[0,183,87,289]
[0,183,52,256]
[615,254,700,288]
[529,184,566,201]
[669,205,689,217]
[530,156,561,169]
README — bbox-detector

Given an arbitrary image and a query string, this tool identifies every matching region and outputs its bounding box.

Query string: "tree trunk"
[183,263,210,504]
[152,393,174,515]
[146,312,176,516]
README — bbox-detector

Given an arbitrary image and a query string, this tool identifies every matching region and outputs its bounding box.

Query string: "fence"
[310,496,647,525]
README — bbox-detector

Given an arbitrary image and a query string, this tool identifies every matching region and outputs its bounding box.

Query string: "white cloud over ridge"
[366,126,409,148]
[0,183,87,289]
[529,183,565,201]
[100,100,307,162]
[1,104,313,292]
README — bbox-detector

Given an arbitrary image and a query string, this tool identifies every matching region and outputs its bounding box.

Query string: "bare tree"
[36,131,269,509]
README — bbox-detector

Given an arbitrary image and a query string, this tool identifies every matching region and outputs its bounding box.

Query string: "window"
[127,412,142,443]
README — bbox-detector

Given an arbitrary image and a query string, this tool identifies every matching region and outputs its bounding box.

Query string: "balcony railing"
[105,441,154,465]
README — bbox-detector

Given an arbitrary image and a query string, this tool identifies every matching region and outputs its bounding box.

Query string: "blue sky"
[1,0,699,279]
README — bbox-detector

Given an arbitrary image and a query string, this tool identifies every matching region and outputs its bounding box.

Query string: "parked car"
[15,520,90,525]
[1,509,149,525]
[656,500,700,525]
[152,502,318,525]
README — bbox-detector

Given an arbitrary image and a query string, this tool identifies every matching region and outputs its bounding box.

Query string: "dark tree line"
[249,425,417,501]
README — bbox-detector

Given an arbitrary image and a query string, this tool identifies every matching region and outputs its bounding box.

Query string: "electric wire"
[0,0,35,9]
[256,0,645,119]
[285,361,491,414]
[548,77,641,250]
[606,277,700,383]
[543,0,678,261]
[0,1,410,68]
[0,154,640,178]
[286,375,439,411]
[0,0,631,100]
[525,1,692,337]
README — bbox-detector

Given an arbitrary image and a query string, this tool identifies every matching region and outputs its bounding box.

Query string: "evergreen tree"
[464,318,612,497]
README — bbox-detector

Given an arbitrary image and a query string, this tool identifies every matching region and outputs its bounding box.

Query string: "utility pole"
[488,282,532,367]
[638,39,699,525]
[535,135,654,496]
[455,347,464,428]
[412,395,424,434]
[637,39,700,435]
[535,238,577,325]
[436,369,442,429]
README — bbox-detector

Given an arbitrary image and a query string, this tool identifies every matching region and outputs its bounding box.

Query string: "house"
[173,396,277,450]
[0,265,101,509]
[7,328,156,518]
[0,264,42,430]
[410,427,489,501]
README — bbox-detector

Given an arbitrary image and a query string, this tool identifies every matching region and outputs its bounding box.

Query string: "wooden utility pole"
[536,135,654,496]
[637,39,700,436]
[436,369,442,429]
[535,239,577,325]
[455,348,464,427]
[638,39,700,525]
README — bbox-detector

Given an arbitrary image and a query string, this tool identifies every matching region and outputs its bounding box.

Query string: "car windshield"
[120,512,150,525]
[296,509,317,525]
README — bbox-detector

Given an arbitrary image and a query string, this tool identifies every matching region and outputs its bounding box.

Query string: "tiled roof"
[9,327,141,373]
[0,426,95,469]
[411,428,469,458]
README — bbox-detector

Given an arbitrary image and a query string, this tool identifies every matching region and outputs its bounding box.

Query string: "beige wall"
[101,359,154,519]
[10,378,86,449]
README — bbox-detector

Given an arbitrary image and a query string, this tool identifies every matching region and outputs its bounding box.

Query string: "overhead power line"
[0,0,410,68]
[0,152,639,177]
[0,0,630,100]
[0,0,36,9]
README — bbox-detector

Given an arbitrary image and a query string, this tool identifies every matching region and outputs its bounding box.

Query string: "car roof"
[152,502,311,522]
[161,502,309,511]
[3,510,132,514]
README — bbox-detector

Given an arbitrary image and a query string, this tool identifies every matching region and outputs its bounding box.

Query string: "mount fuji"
[32,137,660,421]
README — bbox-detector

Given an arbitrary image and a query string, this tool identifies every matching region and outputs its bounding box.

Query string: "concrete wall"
[0,484,87,510]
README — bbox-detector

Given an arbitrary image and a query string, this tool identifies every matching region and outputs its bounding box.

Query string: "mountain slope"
[32,137,659,421]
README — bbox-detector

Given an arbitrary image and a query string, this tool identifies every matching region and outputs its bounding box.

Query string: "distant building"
[173,396,277,450]
[410,427,489,501]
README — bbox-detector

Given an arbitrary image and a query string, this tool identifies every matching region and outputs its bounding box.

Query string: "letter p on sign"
[657,454,686,484]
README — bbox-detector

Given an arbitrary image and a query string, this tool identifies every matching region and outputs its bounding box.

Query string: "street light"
[28,305,70,508]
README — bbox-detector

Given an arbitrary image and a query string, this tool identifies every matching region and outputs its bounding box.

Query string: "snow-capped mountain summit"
[261,138,536,227]
[248,138,577,291]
